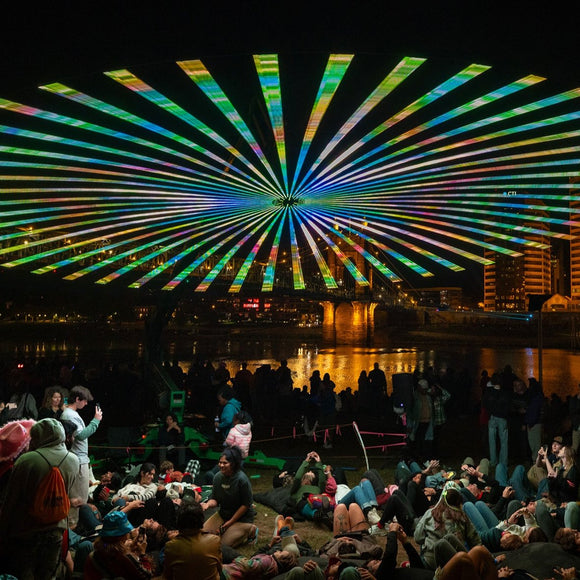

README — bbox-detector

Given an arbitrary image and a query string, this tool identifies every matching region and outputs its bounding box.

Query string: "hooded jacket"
[0,418,79,537]
[218,398,242,436]
[224,422,252,458]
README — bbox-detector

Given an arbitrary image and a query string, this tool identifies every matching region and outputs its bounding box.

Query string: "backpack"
[31,451,71,525]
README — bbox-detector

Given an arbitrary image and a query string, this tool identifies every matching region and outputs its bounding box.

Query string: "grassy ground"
[237,464,387,559]
[228,410,490,560]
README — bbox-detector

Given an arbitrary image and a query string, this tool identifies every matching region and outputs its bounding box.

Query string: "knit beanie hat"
[0,419,35,462]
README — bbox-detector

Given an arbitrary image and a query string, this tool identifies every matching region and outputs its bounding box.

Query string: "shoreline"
[1,320,576,350]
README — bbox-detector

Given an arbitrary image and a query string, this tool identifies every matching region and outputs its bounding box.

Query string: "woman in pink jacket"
[224,412,253,458]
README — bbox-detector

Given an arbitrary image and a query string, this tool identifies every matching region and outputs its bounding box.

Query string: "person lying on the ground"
[289,450,328,521]
[369,489,417,536]
[363,522,433,579]
[464,499,547,552]
[536,500,580,542]
[306,463,337,521]
[397,472,437,517]
[335,474,381,528]
[414,482,481,570]
[221,550,298,579]
[395,459,450,489]
[317,503,383,560]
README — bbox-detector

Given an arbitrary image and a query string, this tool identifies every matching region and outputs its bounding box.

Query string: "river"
[3,323,580,399]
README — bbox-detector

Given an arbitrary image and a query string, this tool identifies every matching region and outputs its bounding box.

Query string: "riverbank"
[1,317,576,349]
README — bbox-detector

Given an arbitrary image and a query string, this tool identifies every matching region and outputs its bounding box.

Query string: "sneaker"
[368,524,387,536]
[248,525,259,545]
[284,516,295,531]
[274,515,284,536]
[323,441,333,449]
[367,507,381,525]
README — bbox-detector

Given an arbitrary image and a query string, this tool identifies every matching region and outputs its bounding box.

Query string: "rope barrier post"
[352,421,370,472]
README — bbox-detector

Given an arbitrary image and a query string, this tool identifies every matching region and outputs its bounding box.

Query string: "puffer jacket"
[225,423,252,458]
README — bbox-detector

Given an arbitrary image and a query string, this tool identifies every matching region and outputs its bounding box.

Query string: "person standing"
[61,385,102,527]
[482,373,511,468]
[215,387,241,440]
[411,379,434,459]
[0,418,79,579]
[369,362,388,419]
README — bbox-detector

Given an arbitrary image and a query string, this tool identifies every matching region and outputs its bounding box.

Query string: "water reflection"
[3,333,580,399]
[191,345,580,400]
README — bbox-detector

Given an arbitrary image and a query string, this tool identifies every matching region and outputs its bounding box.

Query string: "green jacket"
[290,460,327,501]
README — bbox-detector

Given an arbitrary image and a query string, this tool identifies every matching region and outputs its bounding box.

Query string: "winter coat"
[414,507,481,569]
[225,423,252,458]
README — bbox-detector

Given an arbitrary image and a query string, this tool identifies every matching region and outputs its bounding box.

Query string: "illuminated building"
[484,194,552,311]
[570,178,580,308]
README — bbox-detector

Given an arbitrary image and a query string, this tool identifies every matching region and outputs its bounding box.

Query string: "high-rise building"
[570,177,580,309]
[483,195,552,311]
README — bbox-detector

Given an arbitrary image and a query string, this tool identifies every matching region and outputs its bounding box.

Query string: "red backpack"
[31,451,71,525]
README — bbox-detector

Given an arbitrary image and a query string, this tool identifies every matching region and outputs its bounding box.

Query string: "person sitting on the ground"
[158,413,186,470]
[414,482,481,570]
[162,502,222,580]
[224,410,253,458]
[539,444,579,504]
[84,510,153,579]
[201,445,257,548]
[527,435,563,490]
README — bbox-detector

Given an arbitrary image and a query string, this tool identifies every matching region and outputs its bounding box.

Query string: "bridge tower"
[321,234,378,341]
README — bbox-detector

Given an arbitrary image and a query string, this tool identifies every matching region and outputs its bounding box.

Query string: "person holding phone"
[62,385,103,527]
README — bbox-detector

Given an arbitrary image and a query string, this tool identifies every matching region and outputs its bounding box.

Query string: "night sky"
[3,4,578,89]
[1,3,579,300]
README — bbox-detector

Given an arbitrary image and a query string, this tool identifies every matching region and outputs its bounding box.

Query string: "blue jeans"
[338,479,377,510]
[495,464,534,502]
[463,501,499,534]
[488,415,508,466]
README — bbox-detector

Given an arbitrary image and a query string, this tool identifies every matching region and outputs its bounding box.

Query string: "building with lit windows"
[483,194,552,311]
[570,178,580,309]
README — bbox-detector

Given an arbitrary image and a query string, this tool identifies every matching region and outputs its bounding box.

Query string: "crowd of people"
[1,356,580,578]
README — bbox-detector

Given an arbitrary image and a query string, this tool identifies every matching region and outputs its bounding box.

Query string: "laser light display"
[0,53,579,293]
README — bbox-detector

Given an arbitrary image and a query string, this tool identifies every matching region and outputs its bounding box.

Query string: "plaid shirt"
[432,387,451,426]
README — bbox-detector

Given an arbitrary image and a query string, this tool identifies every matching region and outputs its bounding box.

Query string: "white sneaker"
[368,524,387,536]
[367,507,381,525]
